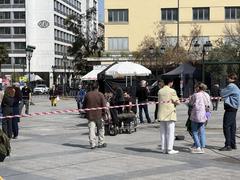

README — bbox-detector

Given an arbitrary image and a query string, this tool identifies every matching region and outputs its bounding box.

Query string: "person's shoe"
[98,143,107,148]
[231,145,237,150]
[90,146,96,149]
[12,136,18,139]
[167,150,179,154]
[191,147,204,154]
[219,146,232,151]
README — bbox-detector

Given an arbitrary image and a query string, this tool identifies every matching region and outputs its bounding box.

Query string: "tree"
[224,21,240,47]
[0,45,9,76]
[64,8,103,75]
[136,23,200,75]
[206,39,238,86]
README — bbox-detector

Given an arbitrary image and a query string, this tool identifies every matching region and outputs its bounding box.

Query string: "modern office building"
[0,0,98,86]
[104,0,240,53]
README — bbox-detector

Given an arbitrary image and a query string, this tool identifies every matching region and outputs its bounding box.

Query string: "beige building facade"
[105,0,240,52]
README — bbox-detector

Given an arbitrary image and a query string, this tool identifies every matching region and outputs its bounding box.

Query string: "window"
[161,8,178,21]
[0,12,10,19]
[193,8,209,20]
[0,27,11,34]
[108,9,128,22]
[195,36,209,45]
[0,42,11,49]
[0,0,10,4]
[14,27,25,34]
[14,42,26,49]
[14,12,25,19]
[108,37,129,51]
[14,0,25,4]
[14,57,25,64]
[225,7,240,20]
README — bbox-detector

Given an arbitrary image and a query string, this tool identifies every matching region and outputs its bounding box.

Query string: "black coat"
[1,95,14,116]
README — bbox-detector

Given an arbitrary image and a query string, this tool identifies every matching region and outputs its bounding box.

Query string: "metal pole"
[13,61,15,83]
[202,49,205,83]
[155,56,158,78]
[177,0,180,48]
[28,56,31,85]
[64,62,66,96]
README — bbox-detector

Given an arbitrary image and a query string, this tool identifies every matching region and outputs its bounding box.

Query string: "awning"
[81,65,107,81]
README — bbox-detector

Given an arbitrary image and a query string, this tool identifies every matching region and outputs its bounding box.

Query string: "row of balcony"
[61,0,81,11]
[54,37,73,44]
[0,34,26,39]
[0,4,25,8]
[0,19,25,23]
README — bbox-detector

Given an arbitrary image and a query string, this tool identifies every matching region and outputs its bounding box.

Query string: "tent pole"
[180,73,184,98]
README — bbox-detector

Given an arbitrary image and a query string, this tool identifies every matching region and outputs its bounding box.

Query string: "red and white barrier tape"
[0,97,222,119]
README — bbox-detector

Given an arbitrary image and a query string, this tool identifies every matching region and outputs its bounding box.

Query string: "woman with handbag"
[189,82,211,154]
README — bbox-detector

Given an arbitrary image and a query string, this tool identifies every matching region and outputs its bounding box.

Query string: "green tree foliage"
[64,9,104,75]
[0,45,9,76]
[206,39,239,85]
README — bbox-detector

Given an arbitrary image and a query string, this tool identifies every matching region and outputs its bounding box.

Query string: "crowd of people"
[1,73,240,158]
[0,83,31,139]
[81,73,240,154]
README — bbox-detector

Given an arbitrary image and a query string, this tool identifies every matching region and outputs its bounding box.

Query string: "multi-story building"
[105,0,240,53]
[0,0,98,86]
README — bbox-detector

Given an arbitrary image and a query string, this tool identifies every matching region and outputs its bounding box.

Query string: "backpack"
[0,129,11,162]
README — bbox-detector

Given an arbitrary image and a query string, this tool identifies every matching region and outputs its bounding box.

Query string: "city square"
[0,96,240,180]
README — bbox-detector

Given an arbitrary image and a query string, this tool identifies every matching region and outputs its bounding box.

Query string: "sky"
[98,0,104,23]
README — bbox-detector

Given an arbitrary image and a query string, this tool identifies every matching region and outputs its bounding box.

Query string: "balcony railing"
[0,4,25,8]
[0,34,26,39]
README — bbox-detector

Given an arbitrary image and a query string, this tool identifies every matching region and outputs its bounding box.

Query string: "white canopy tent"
[81,65,107,81]
[105,62,151,78]
[24,74,44,82]
[105,62,152,86]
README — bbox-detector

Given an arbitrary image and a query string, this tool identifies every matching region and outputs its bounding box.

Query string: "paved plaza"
[0,96,240,180]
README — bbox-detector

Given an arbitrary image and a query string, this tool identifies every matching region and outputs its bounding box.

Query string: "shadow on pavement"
[81,132,88,135]
[62,143,90,149]
[205,145,222,150]
[76,123,88,127]
[125,147,160,154]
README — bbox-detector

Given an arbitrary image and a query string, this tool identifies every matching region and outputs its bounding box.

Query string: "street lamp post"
[97,41,103,57]
[26,45,36,84]
[194,41,212,83]
[51,65,57,85]
[149,46,154,75]
[62,54,67,96]
[159,46,166,74]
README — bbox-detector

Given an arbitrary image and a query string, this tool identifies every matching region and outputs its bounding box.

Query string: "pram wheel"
[109,124,118,136]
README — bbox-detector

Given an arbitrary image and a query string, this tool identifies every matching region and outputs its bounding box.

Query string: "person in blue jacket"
[220,73,240,151]
[76,84,86,114]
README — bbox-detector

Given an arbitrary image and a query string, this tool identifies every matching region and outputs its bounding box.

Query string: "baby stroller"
[104,93,137,135]
[117,94,137,134]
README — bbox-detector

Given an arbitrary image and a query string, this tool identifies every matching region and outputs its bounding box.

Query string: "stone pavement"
[0,96,240,180]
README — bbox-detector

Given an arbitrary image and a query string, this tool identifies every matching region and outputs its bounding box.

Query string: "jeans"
[20,99,30,114]
[212,99,219,111]
[223,110,237,147]
[191,121,206,148]
[12,105,20,137]
[138,104,151,123]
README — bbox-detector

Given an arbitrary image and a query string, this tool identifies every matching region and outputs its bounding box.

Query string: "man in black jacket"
[136,80,151,124]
